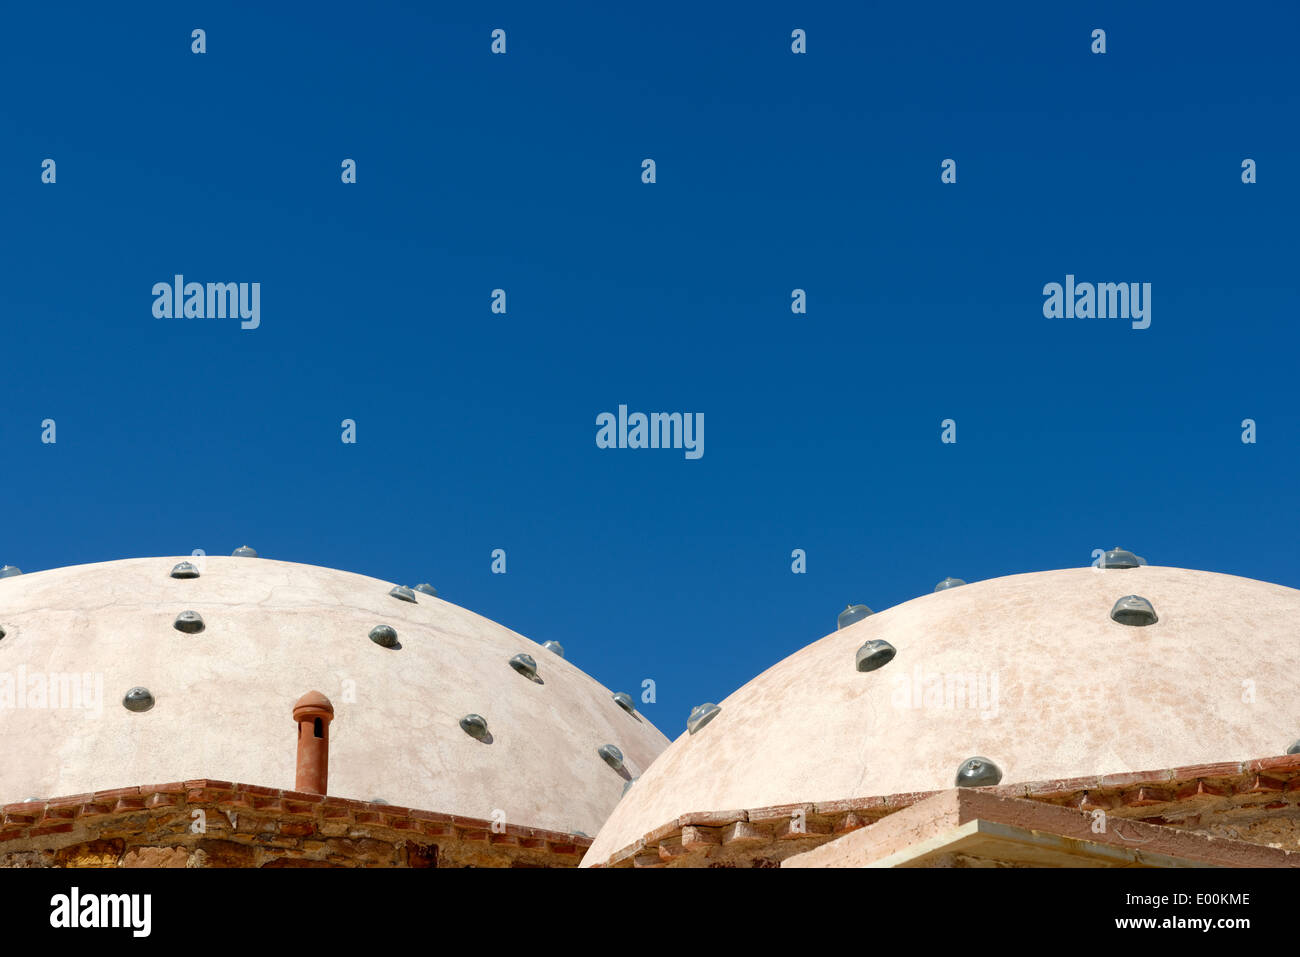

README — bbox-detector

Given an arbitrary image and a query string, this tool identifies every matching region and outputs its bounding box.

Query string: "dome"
[0,557,668,837]
[583,564,1300,865]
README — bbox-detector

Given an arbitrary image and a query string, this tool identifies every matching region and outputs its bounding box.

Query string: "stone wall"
[591,754,1300,867]
[0,781,590,868]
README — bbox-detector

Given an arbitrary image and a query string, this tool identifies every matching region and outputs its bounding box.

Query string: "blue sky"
[2,2,1297,737]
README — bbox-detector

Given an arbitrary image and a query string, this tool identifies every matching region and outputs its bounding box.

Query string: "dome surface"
[0,557,668,836]
[584,565,1300,864]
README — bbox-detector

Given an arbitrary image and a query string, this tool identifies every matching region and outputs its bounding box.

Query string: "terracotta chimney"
[292,691,335,795]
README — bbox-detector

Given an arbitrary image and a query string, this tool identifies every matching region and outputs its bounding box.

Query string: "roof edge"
[584,751,1300,867]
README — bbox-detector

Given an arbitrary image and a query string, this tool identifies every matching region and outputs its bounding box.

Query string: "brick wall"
[0,781,589,868]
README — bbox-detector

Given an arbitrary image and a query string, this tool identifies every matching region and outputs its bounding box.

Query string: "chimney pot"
[293,691,335,794]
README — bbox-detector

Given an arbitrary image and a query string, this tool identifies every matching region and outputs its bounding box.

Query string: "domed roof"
[0,557,668,836]
[583,565,1300,865]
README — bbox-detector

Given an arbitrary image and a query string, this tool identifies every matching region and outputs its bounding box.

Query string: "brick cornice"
[1,780,590,865]
[593,752,1300,867]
